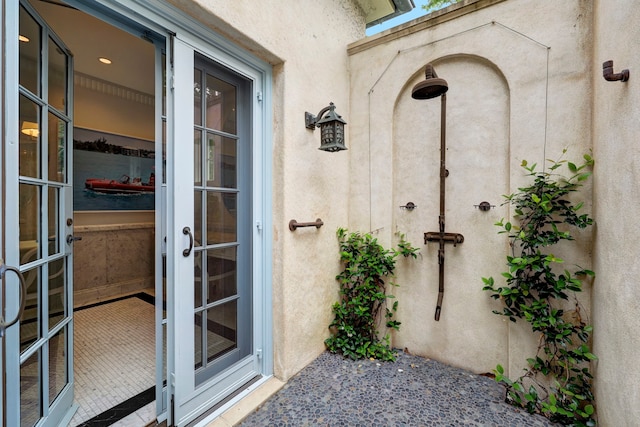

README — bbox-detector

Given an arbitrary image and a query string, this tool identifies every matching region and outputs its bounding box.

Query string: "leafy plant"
[422,0,461,12]
[325,228,418,361]
[482,152,597,426]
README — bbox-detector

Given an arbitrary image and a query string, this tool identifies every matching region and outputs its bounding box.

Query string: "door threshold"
[194,376,284,427]
[58,403,79,427]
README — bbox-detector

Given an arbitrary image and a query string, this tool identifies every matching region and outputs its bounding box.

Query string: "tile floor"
[70,295,157,426]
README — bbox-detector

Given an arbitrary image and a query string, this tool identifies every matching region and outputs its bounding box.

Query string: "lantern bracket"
[305,103,334,129]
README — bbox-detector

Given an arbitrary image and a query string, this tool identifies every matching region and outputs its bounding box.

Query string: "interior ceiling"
[31,0,155,95]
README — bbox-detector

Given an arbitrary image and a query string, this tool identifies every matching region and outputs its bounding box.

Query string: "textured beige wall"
[348,0,593,376]
[592,0,640,425]
[167,0,367,380]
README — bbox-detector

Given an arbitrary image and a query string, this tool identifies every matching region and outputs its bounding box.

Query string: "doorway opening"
[25,1,161,425]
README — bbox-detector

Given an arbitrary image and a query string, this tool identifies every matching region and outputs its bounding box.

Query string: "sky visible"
[365,0,431,36]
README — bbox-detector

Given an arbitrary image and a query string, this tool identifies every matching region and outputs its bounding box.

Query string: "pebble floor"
[240,351,557,426]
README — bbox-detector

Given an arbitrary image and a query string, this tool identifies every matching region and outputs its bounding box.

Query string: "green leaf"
[568,162,577,172]
[496,364,504,375]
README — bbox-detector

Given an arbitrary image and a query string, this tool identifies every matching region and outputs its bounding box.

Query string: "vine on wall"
[483,153,597,426]
[325,228,418,361]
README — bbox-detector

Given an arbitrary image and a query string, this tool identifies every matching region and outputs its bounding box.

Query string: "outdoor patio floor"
[239,350,557,426]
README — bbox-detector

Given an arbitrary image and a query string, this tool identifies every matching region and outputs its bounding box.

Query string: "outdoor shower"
[412,64,464,321]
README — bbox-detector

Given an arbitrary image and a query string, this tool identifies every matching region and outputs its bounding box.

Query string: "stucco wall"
[592,0,640,425]
[348,0,593,377]
[167,0,367,380]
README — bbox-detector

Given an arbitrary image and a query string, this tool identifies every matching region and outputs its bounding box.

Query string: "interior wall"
[71,66,156,305]
[592,0,640,424]
[348,0,593,376]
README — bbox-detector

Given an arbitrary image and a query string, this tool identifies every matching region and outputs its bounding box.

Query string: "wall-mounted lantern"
[305,102,347,152]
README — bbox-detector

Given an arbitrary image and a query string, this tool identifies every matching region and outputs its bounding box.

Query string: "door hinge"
[256,221,262,232]
[257,91,263,102]
[257,349,263,359]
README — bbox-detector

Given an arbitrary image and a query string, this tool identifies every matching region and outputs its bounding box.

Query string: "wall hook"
[603,60,629,82]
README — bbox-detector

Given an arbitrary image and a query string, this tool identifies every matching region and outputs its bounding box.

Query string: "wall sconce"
[305,102,347,152]
[21,121,39,138]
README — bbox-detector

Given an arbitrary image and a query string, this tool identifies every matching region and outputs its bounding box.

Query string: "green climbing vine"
[482,152,597,426]
[325,228,418,361]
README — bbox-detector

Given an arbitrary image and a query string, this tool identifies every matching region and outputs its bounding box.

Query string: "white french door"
[4,2,272,425]
[3,1,75,426]
[168,36,261,427]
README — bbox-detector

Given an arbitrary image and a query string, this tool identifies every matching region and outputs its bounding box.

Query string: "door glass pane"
[19,6,41,96]
[20,266,40,353]
[194,68,202,125]
[194,250,203,308]
[205,134,237,188]
[19,95,41,179]
[194,190,202,246]
[48,326,67,404]
[206,191,236,244]
[21,349,42,427]
[48,37,67,112]
[47,113,65,182]
[162,53,167,116]
[205,74,236,133]
[48,258,66,330]
[48,187,59,255]
[194,129,202,185]
[194,312,203,370]
[206,301,237,362]
[20,184,41,262]
[206,247,237,303]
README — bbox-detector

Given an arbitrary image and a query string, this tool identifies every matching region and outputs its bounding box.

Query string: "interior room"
[20,1,159,425]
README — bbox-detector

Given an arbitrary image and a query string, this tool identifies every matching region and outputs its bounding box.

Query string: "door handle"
[183,227,193,257]
[66,235,82,245]
[0,261,27,338]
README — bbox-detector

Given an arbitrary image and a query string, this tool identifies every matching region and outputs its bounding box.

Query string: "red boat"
[85,174,155,194]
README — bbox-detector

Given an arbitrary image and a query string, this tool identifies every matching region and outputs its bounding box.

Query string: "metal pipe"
[436,94,446,321]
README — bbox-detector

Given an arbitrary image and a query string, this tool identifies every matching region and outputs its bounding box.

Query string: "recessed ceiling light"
[19,35,30,43]
[98,57,112,64]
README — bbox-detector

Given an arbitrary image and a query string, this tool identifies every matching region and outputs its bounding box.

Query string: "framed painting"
[73,127,155,211]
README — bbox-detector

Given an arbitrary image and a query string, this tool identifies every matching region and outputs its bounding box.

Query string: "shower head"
[411,63,448,99]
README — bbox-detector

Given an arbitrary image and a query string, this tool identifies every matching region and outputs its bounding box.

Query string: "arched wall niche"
[390,53,511,372]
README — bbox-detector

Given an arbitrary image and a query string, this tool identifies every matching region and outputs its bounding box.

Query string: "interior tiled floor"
[70,294,157,426]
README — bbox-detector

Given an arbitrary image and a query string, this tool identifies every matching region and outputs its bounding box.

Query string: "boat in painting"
[85,174,155,194]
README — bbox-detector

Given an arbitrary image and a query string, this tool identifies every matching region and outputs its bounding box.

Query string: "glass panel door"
[4,2,75,426]
[193,53,252,385]
[169,37,257,427]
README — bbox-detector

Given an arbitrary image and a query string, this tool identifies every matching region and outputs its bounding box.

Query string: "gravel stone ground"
[240,351,557,426]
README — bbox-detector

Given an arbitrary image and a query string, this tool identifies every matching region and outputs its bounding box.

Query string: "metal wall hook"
[603,60,629,82]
